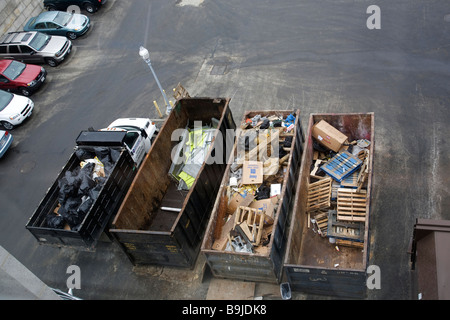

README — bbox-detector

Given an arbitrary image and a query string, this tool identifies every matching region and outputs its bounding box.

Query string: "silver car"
[0,31,72,67]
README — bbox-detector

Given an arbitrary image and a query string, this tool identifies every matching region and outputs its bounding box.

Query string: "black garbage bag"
[283,136,293,148]
[260,119,270,129]
[313,140,328,153]
[255,184,270,200]
[78,197,94,216]
[94,147,111,164]
[279,145,288,158]
[58,165,85,203]
[78,162,95,196]
[109,148,121,163]
[272,119,282,127]
[46,214,66,229]
[88,178,105,200]
[75,148,95,161]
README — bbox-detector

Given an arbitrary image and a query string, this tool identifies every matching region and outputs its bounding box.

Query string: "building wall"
[0,0,44,35]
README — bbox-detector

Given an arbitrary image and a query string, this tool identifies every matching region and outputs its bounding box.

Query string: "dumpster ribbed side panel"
[284,265,367,298]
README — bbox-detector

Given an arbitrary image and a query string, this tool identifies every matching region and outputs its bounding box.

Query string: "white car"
[0,89,34,130]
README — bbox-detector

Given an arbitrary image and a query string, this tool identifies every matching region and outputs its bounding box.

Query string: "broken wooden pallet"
[337,188,367,222]
[235,206,265,246]
[321,151,362,182]
[311,211,328,237]
[306,177,332,212]
[327,210,364,242]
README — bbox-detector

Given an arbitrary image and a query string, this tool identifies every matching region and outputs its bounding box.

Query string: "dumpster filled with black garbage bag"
[26,131,137,251]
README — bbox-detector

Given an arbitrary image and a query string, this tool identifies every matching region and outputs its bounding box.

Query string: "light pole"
[139,46,172,115]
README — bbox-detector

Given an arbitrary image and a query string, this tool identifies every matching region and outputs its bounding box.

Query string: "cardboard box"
[312,120,348,152]
[242,161,263,184]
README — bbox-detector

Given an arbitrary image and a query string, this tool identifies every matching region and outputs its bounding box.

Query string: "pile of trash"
[46,147,121,231]
[307,119,371,249]
[169,121,217,190]
[211,112,297,255]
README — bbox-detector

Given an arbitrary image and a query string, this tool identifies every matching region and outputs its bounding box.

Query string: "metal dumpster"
[283,112,374,298]
[201,110,304,284]
[109,97,236,268]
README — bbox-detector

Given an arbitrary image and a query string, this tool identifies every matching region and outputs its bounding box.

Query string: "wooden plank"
[335,239,364,249]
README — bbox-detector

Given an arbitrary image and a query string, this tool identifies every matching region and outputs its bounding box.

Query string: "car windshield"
[29,32,50,51]
[0,90,14,112]
[53,12,72,26]
[3,61,26,80]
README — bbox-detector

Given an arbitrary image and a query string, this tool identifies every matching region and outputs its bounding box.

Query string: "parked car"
[24,11,91,40]
[0,31,72,67]
[43,0,108,14]
[0,130,13,158]
[0,90,34,130]
[0,60,47,96]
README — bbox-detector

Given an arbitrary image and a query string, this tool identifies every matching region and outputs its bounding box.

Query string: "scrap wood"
[356,154,369,192]
[214,194,229,240]
[306,177,332,212]
[335,239,364,249]
[237,129,280,165]
[311,211,328,237]
[337,188,367,222]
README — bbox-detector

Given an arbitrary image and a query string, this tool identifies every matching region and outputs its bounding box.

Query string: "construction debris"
[211,112,297,254]
[308,120,370,249]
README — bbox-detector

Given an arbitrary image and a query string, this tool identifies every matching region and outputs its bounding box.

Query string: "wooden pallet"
[327,210,364,242]
[340,171,358,188]
[307,177,332,212]
[337,188,367,222]
[321,151,362,182]
[235,206,265,246]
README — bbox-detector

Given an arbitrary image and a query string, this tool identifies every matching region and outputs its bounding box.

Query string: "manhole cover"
[445,14,450,22]
[210,64,227,75]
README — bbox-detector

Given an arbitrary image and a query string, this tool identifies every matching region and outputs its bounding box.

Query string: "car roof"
[0,60,13,73]
[33,11,60,24]
[0,32,37,45]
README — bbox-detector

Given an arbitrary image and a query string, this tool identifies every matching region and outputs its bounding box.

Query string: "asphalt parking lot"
[0,0,449,301]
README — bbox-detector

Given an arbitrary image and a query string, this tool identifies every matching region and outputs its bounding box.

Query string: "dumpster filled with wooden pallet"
[283,112,374,298]
[201,110,304,284]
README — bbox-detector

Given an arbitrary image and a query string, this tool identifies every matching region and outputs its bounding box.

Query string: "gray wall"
[0,0,44,35]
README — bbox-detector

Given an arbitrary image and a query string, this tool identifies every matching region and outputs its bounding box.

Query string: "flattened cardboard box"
[242,161,263,184]
[312,120,348,152]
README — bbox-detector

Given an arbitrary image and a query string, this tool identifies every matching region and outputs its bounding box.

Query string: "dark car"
[43,0,108,14]
[24,11,91,40]
[0,60,47,96]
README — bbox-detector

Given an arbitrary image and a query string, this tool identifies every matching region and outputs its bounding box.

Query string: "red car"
[0,59,47,96]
